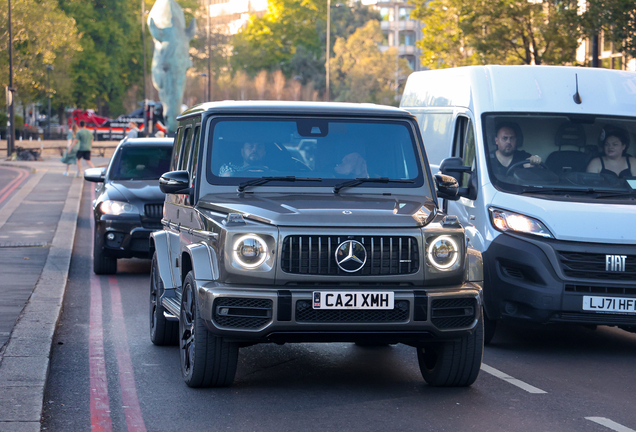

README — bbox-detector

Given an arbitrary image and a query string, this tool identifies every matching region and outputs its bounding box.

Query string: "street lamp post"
[200,73,209,101]
[46,65,54,139]
[325,0,331,102]
[7,0,15,156]
[207,0,211,102]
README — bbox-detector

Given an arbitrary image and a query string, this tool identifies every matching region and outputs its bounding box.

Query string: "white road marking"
[480,363,547,394]
[586,417,636,432]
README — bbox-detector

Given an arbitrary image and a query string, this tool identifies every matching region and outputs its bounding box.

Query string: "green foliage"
[411,0,581,68]
[331,21,408,105]
[0,0,81,106]
[231,0,380,93]
[583,0,636,59]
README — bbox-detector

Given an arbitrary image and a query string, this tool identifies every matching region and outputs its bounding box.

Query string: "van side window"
[414,113,453,166]
[453,116,476,189]
[170,127,184,171]
[179,126,193,170]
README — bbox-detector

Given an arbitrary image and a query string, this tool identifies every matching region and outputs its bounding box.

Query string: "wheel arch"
[182,243,218,285]
[150,231,175,289]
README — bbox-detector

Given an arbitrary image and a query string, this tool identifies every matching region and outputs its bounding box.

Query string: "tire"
[483,308,497,345]
[93,229,117,275]
[179,271,239,388]
[417,316,484,387]
[150,252,178,346]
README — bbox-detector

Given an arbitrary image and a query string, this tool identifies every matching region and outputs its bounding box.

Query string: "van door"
[446,112,486,252]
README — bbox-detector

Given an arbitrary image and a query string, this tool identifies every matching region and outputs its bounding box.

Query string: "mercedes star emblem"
[335,240,367,273]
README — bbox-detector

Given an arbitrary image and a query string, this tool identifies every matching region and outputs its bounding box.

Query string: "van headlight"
[427,235,459,270]
[489,208,553,238]
[233,234,268,269]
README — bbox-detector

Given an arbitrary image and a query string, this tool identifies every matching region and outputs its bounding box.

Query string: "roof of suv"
[118,137,174,147]
[178,101,413,120]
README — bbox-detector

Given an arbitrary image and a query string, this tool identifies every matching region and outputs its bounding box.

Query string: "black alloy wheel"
[179,271,239,388]
[417,315,484,387]
[150,252,178,346]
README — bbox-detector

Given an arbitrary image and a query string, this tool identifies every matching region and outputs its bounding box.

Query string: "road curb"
[0,176,84,432]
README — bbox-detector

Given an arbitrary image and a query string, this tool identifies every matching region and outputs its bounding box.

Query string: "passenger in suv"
[149,101,484,388]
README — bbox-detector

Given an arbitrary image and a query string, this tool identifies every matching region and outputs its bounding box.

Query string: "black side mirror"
[434,173,460,201]
[159,170,191,194]
[84,167,106,183]
[439,157,477,200]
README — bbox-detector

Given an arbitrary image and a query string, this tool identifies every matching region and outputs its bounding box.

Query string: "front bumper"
[194,281,483,344]
[96,215,162,259]
[483,233,636,326]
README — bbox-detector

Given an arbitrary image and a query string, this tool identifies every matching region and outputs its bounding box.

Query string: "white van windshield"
[483,114,636,199]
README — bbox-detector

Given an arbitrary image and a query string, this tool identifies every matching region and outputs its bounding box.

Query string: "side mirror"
[434,173,460,201]
[84,167,106,183]
[439,157,477,200]
[159,170,191,194]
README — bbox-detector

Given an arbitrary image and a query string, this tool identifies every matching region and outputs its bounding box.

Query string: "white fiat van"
[401,65,636,342]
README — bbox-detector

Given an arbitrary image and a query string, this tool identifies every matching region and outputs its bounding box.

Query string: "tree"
[331,21,409,105]
[411,0,581,68]
[583,0,636,59]
[0,0,80,110]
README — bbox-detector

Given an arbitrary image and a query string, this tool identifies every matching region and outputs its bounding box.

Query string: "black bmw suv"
[85,138,173,274]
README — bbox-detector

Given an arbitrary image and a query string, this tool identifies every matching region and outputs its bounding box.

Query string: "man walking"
[73,120,96,175]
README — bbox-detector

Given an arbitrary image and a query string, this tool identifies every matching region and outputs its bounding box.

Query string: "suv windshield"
[206,117,425,190]
[483,113,636,199]
[111,146,172,180]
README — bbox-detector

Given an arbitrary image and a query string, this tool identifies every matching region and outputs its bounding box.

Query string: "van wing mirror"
[159,170,191,194]
[439,157,477,200]
[434,173,460,201]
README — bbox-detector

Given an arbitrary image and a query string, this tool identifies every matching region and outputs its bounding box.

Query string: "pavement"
[0,154,109,432]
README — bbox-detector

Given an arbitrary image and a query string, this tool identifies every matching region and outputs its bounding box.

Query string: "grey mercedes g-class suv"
[150,101,484,388]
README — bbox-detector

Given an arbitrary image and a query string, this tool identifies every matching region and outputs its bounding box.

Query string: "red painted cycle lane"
[108,276,147,432]
[0,166,29,207]
[89,187,147,431]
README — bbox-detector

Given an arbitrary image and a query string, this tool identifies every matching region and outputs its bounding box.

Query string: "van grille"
[281,235,419,275]
[558,252,636,281]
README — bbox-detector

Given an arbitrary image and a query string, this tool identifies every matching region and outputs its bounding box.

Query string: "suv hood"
[198,193,436,227]
[109,180,165,203]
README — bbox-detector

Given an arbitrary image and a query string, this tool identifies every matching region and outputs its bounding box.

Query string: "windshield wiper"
[519,187,615,195]
[333,178,415,194]
[238,176,322,192]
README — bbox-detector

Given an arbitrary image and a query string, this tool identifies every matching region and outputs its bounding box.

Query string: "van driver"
[490,122,541,177]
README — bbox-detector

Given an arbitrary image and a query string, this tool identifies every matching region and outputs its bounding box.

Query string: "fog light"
[219,307,230,316]
[106,233,115,241]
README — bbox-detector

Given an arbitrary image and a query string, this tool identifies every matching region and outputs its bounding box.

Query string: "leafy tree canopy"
[411,0,581,68]
[0,0,81,107]
[583,0,636,59]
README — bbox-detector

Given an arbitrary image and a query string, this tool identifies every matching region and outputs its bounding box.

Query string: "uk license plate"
[583,296,636,314]
[313,291,394,310]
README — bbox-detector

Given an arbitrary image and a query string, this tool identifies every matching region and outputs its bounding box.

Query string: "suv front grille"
[558,252,636,281]
[281,235,419,275]
[144,203,163,219]
[295,300,410,323]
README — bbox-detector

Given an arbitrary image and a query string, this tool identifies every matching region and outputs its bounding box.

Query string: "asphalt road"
[42,182,636,432]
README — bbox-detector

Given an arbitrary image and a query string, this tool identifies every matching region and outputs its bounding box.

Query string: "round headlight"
[233,234,268,269]
[427,235,459,270]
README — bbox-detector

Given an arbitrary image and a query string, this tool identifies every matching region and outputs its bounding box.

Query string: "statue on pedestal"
[148,0,196,134]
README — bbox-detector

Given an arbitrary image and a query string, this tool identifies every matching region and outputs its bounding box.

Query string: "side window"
[178,126,193,170]
[452,115,476,188]
[462,121,476,188]
[189,125,201,187]
[414,112,452,166]
[170,127,184,171]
